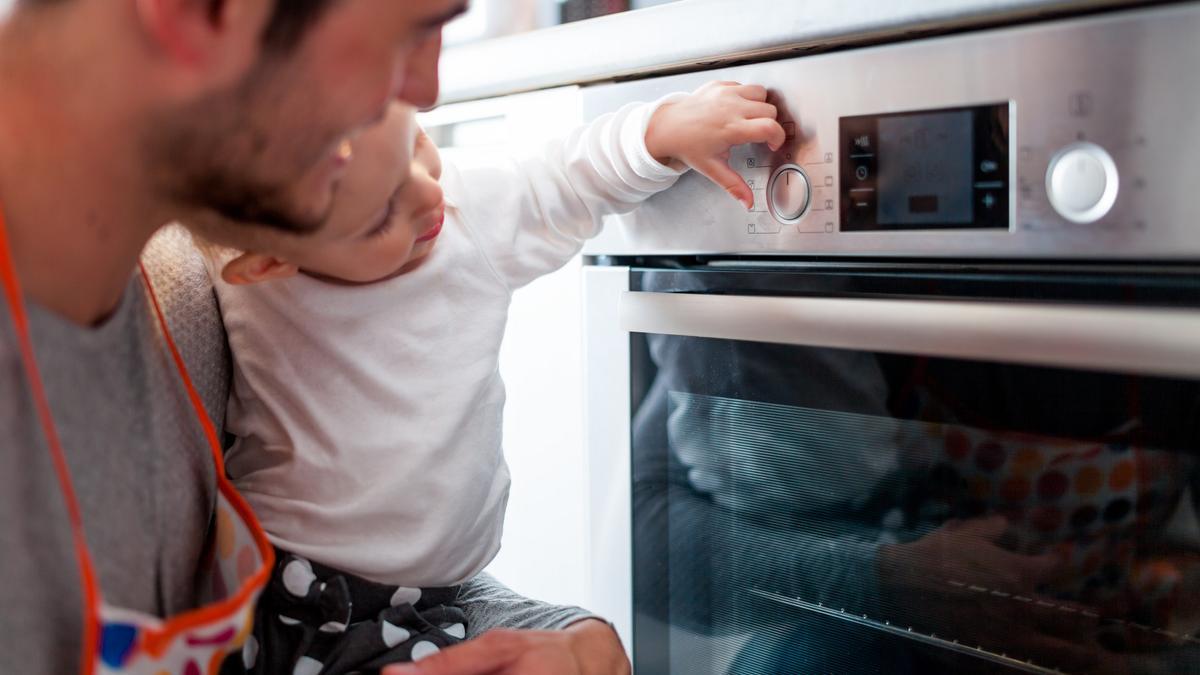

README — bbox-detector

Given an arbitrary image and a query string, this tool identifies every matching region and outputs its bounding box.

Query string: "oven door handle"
[620,291,1200,378]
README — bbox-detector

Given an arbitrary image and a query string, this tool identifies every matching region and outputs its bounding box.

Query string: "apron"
[0,205,275,675]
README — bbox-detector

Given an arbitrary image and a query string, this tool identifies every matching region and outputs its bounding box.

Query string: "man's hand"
[877,516,1120,674]
[644,81,787,210]
[382,619,630,675]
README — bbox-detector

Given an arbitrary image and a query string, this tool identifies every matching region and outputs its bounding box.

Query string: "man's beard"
[184,162,334,234]
[143,63,336,235]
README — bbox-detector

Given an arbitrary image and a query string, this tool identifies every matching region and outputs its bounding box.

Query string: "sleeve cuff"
[621,92,690,182]
[552,610,607,631]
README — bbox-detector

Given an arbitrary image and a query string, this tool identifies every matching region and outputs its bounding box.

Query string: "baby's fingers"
[727,117,787,152]
[694,157,754,210]
[741,101,779,123]
[734,84,769,102]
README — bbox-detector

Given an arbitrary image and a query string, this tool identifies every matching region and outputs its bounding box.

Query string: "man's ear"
[134,0,266,70]
[221,252,299,286]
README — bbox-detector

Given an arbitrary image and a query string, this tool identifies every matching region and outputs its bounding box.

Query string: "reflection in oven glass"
[631,333,1200,674]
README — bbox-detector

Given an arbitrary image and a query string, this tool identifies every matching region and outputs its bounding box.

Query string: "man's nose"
[396,32,442,109]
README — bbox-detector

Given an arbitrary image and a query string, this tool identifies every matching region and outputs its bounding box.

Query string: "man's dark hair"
[19,0,340,51]
[259,0,341,51]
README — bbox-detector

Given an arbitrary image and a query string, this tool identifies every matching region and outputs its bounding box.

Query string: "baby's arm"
[645,81,786,210]
[447,82,784,290]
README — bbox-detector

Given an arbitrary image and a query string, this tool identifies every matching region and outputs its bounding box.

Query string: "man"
[0,1,626,673]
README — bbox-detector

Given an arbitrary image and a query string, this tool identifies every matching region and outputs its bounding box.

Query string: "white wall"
[490,259,588,608]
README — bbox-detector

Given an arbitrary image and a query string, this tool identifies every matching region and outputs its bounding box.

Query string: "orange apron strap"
[0,207,101,675]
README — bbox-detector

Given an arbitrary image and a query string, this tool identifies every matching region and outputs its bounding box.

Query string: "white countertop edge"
[437,0,1152,104]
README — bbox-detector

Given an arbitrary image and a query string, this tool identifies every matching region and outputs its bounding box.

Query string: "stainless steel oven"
[580,4,1200,673]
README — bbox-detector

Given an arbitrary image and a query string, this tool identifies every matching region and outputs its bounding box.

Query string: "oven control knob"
[768,165,811,223]
[1045,142,1119,223]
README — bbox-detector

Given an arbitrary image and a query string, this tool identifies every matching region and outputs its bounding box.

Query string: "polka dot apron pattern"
[0,205,275,675]
[901,401,1199,647]
[926,423,1187,600]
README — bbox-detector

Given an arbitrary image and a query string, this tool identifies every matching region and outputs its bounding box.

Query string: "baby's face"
[250,103,446,285]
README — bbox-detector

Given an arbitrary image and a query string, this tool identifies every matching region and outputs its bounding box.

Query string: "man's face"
[151,0,463,240]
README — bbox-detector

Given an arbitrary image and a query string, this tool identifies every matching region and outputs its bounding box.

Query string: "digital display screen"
[840,103,1009,232]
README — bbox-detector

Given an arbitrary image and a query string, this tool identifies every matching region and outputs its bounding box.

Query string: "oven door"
[589,262,1200,674]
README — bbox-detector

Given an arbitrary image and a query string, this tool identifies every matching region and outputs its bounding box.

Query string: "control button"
[855,165,870,181]
[768,166,811,223]
[1045,142,1119,223]
[748,221,781,235]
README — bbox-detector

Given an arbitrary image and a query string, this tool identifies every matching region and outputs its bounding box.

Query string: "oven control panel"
[581,3,1199,259]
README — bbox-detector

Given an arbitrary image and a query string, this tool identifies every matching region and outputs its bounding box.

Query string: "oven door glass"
[628,266,1200,675]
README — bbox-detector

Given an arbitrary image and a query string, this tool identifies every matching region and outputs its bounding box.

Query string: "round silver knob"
[768,165,811,223]
[1045,142,1119,224]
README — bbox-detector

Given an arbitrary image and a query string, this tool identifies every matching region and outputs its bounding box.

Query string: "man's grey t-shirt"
[0,266,601,674]
[0,273,215,674]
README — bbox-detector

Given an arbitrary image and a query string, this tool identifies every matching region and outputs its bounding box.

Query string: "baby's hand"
[645,81,787,210]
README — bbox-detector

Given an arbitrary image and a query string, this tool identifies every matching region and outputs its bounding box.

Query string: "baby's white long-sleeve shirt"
[210,97,685,587]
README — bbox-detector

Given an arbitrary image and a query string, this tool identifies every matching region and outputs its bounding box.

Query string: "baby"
[204,82,784,674]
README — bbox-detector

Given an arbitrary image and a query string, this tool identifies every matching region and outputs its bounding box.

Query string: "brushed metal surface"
[438,0,1152,103]
[580,4,1199,259]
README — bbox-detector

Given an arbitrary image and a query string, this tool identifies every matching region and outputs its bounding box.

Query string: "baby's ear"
[221,252,299,285]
